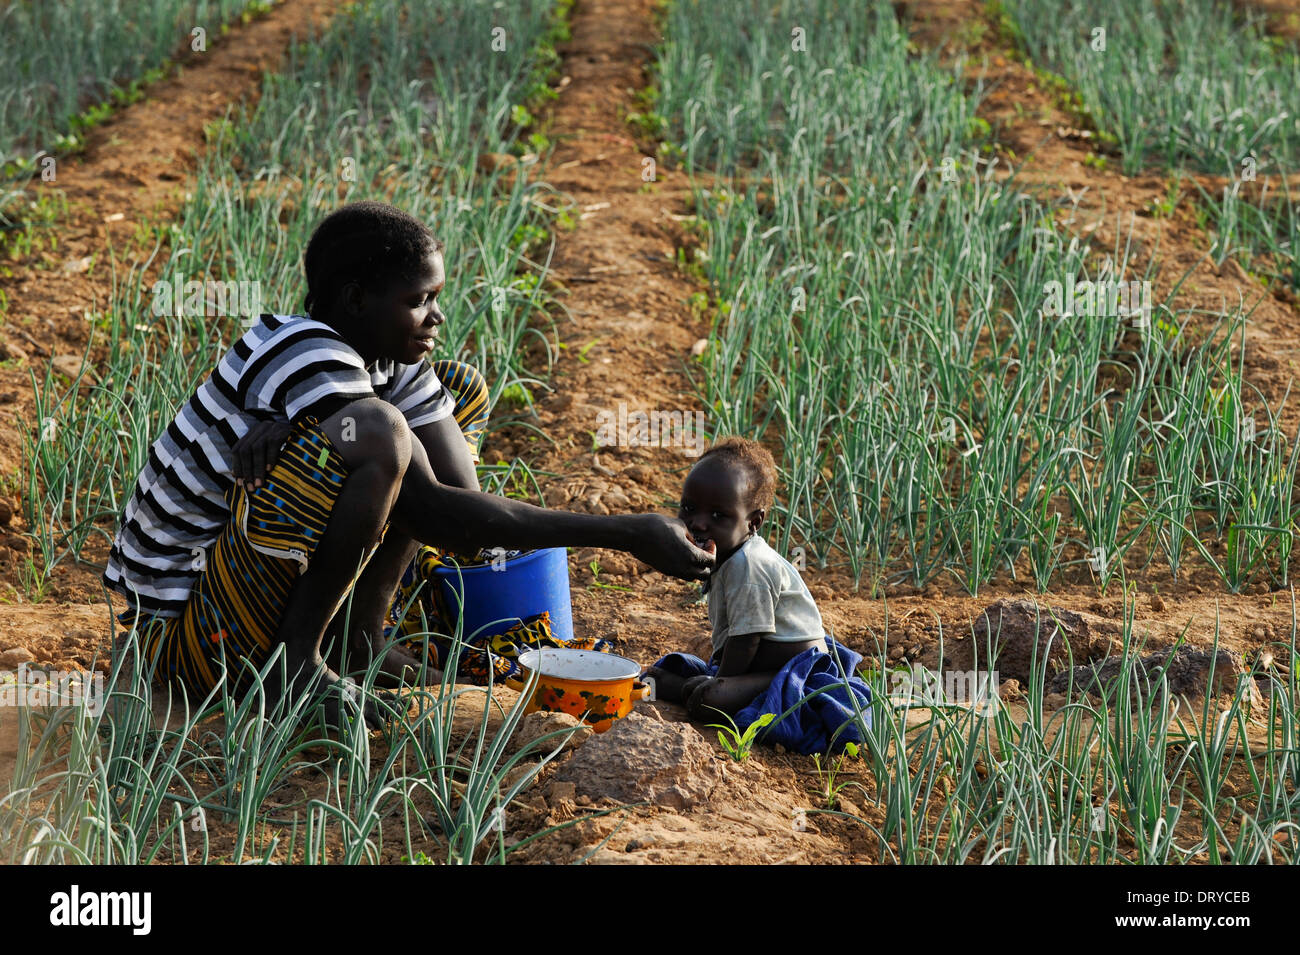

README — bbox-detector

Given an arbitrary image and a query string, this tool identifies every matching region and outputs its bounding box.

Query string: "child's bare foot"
[640,665,687,703]
[686,673,777,722]
[681,674,713,702]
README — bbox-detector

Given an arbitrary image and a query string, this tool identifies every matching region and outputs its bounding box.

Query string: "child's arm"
[715,633,764,677]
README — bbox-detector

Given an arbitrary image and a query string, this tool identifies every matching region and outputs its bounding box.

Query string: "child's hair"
[697,436,777,513]
[302,201,444,314]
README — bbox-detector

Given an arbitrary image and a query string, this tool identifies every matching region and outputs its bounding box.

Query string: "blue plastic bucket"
[430,547,574,641]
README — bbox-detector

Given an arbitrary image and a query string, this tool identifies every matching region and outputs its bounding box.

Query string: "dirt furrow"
[494,0,882,864]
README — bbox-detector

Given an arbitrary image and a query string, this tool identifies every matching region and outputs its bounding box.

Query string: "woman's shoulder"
[243,313,362,358]
[253,312,337,338]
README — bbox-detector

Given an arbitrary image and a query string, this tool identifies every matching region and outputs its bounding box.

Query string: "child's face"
[348,248,446,365]
[678,459,763,563]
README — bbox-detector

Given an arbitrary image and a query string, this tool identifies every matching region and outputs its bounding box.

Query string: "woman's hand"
[231,418,294,489]
[628,513,715,581]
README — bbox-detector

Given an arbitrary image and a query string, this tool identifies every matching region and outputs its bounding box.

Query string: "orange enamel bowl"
[510,648,651,733]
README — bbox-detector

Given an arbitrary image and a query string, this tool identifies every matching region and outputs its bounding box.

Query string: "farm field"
[0,0,1298,872]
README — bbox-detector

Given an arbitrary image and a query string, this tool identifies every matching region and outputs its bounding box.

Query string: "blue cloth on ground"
[651,637,873,755]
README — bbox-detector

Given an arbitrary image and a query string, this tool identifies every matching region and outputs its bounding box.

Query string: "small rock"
[499,761,540,792]
[603,488,631,509]
[547,781,577,807]
[512,710,592,754]
[0,499,11,527]
[1049,645,1261,709]
[946,599,1099,684]
[1150,594,1166,612]
[585,848,645,865]
[838,797,861,818]
[999,678,1024,702]
[51,354,98,383]
[5,535,29,554]
[888,645,905,662]
[623,465,652,484]
[0,647,36,667]
[1252,627,1266,641]
[625,840,642,851]
[690,338,709,356]
[1042,692,1069,710]
[637,700,671,722]
[62,255,94,274]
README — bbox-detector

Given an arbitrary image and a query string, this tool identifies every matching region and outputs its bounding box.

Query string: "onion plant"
[1,577,583,865]
[657,0,1297,594]
[999,0,1300,177]
[831,589,1299,863]
[998,0,1298,320]
[0,0,270,171]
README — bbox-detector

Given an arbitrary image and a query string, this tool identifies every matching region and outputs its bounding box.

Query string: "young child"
[642,437,827,720]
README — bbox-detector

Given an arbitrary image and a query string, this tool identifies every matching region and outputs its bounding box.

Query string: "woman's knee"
[320,399,412,475]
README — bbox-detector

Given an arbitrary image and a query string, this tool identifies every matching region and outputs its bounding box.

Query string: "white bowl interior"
[519,648,641,682]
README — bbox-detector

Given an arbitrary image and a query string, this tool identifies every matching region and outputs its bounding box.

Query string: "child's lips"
[691,535,717,556]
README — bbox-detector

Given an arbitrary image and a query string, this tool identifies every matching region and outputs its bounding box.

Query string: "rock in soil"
[944,599,1102,684]
[1048,645,1261,709]
[0,646,36,667]
[0,498,11,527]
[998,678,1024,702]
[552,710,724,810]
[510,710,593,755]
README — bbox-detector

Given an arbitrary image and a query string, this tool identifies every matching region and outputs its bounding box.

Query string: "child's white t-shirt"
[706,536,826,657]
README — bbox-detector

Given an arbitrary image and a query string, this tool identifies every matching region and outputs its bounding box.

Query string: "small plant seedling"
[18,554,49,604]
[587,559,634,593]
[707,709,775,761]
[811,741,867,810]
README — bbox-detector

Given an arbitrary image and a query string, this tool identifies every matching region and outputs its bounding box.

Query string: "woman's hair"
[302,201,444,314]
[697,436,778,513]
